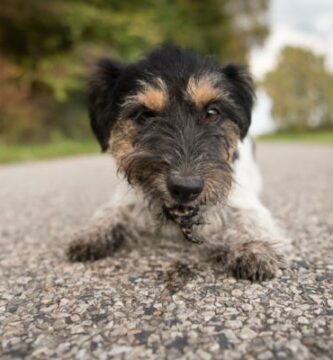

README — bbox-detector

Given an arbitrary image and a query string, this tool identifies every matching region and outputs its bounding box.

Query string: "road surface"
[0,143,332,359]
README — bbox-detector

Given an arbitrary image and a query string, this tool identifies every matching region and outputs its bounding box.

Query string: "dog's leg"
[208,203,291,281]
[67,205,141,262]
[217,138,290,280]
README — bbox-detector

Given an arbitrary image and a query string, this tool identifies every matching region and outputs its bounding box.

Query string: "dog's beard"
[162,204,205,244]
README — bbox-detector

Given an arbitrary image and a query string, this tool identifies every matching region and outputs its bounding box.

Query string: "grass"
[257,130,333,144]
[0,140,100,164]
[1,130,332,164]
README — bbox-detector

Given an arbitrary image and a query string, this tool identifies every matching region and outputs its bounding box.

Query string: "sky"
[249,0,333,135]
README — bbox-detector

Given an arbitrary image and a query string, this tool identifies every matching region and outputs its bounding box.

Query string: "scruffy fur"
[67,45,291,281]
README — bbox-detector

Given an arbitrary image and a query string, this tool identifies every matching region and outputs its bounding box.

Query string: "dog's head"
[89,45,254,224]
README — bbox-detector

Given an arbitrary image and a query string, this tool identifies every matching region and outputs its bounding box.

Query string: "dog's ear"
[221,64,255,138]
[88,59,124,151]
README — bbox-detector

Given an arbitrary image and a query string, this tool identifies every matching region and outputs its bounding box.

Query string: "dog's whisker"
[67,44,290,283]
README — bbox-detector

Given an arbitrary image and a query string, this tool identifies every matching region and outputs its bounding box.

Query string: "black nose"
[167,175,204,203]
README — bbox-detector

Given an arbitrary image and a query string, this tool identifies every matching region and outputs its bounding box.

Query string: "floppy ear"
[88,59,124,151]
[221,64,255,138]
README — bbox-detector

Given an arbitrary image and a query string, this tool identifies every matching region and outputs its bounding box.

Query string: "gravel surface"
[0,143,332,360]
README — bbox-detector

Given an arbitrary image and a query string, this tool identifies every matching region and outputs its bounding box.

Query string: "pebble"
[225,320,243,329]
[258,351,274,360]
[231,289,243,297]
[1,146,333,359]
[108,346,132,356]
[240,327,257,339]
[297,316,309,325]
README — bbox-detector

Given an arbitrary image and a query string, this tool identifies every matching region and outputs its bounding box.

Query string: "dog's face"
[89,46,254,225]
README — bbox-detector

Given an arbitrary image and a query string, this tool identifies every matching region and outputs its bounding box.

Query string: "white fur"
[227,137,291,253]
[109,137,262,209]
[69,136,291,273]
[229,137,262,208]
[103,136,290,252]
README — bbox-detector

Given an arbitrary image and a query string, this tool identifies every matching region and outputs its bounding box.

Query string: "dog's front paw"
[230,241,285,282]
[67,224,131,262]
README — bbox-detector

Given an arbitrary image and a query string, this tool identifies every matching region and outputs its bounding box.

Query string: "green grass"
[0,140,100,164]
[257,130,333,144]
[1,130,333,164]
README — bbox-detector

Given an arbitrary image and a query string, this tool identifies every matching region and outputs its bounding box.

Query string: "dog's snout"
[167,175,203,203]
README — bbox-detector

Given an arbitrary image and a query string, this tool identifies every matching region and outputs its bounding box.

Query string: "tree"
[0,0,269,143]
[263,46,333,132]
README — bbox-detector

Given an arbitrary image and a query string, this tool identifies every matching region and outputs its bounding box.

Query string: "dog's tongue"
[164,205,204,244]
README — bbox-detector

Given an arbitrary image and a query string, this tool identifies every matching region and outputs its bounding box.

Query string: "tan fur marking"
[108,119,136,171]
[137,87,166,112]
[187,74,221,108]
[221,120,240,161]
[203,168,233,205]
[123,78,168,113]
[200,120,239,205]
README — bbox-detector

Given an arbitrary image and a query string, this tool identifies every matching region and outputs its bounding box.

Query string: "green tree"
[263,46,333,132]
[0,0,269,143]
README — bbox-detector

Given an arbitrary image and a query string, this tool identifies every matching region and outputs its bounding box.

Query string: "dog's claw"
[232,253,277,282]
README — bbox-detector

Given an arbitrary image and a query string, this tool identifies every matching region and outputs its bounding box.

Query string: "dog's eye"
[135,109,156,125]
[205,106,220,122]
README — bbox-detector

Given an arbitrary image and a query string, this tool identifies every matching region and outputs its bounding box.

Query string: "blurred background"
[0,0,332,163]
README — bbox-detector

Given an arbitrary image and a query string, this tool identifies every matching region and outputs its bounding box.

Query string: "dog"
[67,45,291,281]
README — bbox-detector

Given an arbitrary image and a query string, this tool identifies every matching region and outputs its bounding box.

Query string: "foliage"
[0,0,269,143]
[0,140,99,163]
[263,46,333,131]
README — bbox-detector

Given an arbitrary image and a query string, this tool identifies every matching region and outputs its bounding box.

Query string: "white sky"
[249,0,333,135]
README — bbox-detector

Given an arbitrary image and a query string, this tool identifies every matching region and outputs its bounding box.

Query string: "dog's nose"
[167,175,204,203]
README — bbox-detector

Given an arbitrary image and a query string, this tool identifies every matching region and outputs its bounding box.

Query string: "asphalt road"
[0,143,332,360]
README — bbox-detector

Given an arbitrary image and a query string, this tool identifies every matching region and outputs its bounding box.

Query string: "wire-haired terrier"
[67,45,291,281]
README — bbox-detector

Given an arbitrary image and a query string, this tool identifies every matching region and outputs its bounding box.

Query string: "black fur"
[87,44,256,230]
[67,45,287,284]
[221,64,255,137]
[88,45,255,152]
[88,59,124,151]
